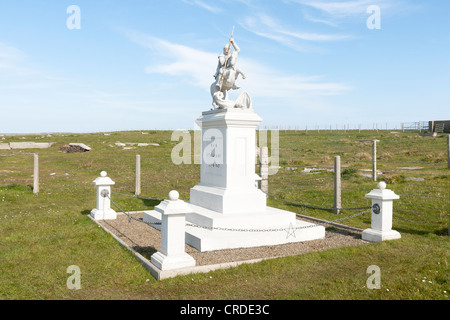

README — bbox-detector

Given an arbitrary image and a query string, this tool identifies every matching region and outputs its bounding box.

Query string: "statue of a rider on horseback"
[211,29,251,110]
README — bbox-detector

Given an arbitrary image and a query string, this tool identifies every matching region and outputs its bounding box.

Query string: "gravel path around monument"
[98,212,368,267]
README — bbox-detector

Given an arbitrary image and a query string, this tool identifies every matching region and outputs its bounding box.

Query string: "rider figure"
[213,35,246,97]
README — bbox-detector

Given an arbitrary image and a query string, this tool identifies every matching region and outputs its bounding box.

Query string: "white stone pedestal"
[184,204,324,251]
[90,171,117,220]
[150,191,196,271]
[189,108,267,214]
[362,182,401,242]
[144,108,325,252]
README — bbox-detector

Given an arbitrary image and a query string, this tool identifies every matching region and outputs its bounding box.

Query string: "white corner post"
[90,171,117,220]
[362,182,401,242]
[151,190,196,271]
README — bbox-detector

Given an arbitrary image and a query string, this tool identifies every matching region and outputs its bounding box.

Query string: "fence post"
[356,139,379,182]
[372,140,378,182]
[33,154,39,194]
[446,135,450,235]
[135,154,141,196]
[447,135,450,170]
[259,146,269,196]
[334,156,341,214]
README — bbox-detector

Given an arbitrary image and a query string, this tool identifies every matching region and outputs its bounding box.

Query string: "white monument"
[144,33,325,251]
[150,190,196,270]
[362,182,401,242]
[90,171,117,220]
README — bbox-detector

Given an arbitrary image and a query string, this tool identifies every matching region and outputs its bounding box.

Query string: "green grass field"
[0,129,448,300]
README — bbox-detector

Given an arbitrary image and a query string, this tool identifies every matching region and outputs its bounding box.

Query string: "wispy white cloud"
[124,30,217,89]
[302,14,340,27]
[297,0,378,17]
[0,42,74,97]
[181,0,222,13]
[92,98,203,116]
[123,30,352,104]
[240,58,352,99]
[240,12,352,51]
[0,42,38,76]
[290,0,409,23]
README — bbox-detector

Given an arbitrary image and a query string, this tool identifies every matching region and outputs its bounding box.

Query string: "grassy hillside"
[0,129,448,300]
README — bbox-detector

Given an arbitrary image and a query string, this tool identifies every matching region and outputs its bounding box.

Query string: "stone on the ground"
[9,142,54,149]
[69,143,91,151]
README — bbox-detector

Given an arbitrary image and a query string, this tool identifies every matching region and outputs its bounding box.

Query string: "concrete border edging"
[88,214,280,280]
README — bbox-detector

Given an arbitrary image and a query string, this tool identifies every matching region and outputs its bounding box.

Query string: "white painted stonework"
[190,108,266,214]
[144,35,324,252]
[362,182,401,242]
[90,171,117,220]
[150,191,196,270]
[8,142,54,149]
[144,107,325,251]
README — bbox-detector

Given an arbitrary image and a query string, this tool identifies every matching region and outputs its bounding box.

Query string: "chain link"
[106,194,161,226]
[111,191,163,202]
[186,209,370,233]
[106,191,370,233]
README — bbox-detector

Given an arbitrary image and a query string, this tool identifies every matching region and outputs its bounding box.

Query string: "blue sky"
[0,0,449,133]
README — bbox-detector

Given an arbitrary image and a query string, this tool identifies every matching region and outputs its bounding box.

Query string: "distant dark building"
[429,121,450,133]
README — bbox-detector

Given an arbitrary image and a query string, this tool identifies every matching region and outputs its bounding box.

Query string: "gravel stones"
[98,213,367,267]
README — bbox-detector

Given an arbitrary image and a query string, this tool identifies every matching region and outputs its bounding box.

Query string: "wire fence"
[258,122,423,132]
[106,162,448,236]
[1,131,449,235]
[266,152,449,234]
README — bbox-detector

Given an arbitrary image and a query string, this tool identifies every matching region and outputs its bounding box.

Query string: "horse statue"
[210,34,249,109]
